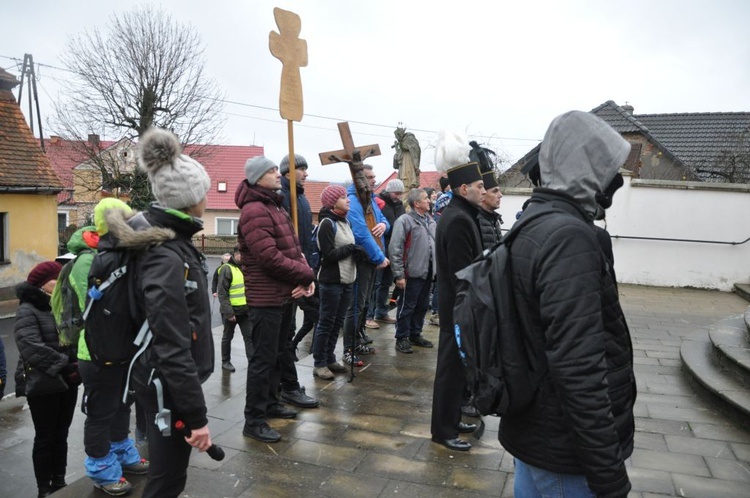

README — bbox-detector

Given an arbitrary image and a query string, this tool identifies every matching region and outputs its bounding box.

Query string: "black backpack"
[82,248,144,367]
[453,204,559,416]
[309,218,337,272]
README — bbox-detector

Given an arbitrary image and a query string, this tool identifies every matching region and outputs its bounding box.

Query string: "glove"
[62,362,81,387]
[351,245,369,263]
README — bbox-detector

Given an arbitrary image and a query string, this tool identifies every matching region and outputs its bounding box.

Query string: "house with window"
[502,100,750,186]
[0,68,63,290]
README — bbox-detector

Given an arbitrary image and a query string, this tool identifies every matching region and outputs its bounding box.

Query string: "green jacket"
[58,226,98,361]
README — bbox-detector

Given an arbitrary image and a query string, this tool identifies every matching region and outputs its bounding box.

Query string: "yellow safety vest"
[228,265,247,306]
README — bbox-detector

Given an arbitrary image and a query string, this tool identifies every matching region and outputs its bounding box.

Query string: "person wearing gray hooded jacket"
[499,111,635,498]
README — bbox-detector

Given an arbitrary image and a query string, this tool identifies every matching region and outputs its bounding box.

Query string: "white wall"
[499,175,750,291]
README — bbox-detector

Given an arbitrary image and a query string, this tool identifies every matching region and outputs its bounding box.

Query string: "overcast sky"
[4,0,750,183]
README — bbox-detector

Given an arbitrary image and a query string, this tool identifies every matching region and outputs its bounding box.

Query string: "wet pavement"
[0,284,749,497]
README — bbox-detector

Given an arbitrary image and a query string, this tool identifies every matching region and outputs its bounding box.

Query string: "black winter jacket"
[281,176,314,265]
[499,190,635,498]
[476,208,503,250]
[14,282,75,397]
[107,205,214,431]
[377,191,405,248]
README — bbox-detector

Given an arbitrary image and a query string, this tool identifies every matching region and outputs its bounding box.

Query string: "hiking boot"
[360,331,374,344]
[222,361,236,372]
[313,366,335,380]
[121,458,149,475]
[409,335,434,348]
[343,351,364,367]
[355,344,376,355]
[364,319,380,329]
[267,403,298,419]
[281,387,319,408]
[429,313,440,326]
[375,315,396,324]
[396,338,414,354]
[327,362,348,373]
[93,477,133,496]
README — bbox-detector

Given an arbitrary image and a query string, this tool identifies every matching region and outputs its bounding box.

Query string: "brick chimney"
[0,67,19,102]
[88,133,100,147]
[622,104,634,115]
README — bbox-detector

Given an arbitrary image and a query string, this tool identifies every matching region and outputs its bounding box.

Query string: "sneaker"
[360,331,374,344]
[429,313,440,326]
[375,315,396,324]
[93,477,133,497]
[222,361,236,372]
[327,362,348,373]
[343,351,364,367]
[364,319,380,329]
[121,458,149,475]
[313,366,335,380]
[355,344,376,355]
[243,423,281,443]
[267,403,298,419]
[395,338,414,354]
[281,387,320,408]
[409,335,434,348]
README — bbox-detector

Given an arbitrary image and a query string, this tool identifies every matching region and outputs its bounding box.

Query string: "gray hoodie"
[539,111,631,219]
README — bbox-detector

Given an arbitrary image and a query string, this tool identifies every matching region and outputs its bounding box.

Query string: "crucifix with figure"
[319,122,383,249]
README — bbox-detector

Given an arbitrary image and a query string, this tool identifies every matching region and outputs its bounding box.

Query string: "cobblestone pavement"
[0,284,748,497]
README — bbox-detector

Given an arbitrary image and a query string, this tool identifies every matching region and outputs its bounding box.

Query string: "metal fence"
[191,234,237,255]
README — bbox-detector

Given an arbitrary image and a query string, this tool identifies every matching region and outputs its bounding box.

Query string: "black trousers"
[430,322,466,440]
[290,292,320,345]
[27,387,78,488]
[80,360,132,458]
[221,311,253,363]
[135,386,192,498]
[244,304,294,426]
[343,262,376,350]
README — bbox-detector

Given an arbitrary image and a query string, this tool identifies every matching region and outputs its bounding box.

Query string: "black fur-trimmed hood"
[15,281,51,310]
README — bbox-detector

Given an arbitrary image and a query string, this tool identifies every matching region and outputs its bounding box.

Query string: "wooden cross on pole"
[319,122,383,248]
[269,7,307,234]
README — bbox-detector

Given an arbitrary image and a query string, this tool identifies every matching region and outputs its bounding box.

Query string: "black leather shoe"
[461,404,480,418]
[409,335,434,348]
[243,423,281,443]
[458,422,477,433]
[431,436,471,451]
[281,387,320,408]
[267,403,298,419]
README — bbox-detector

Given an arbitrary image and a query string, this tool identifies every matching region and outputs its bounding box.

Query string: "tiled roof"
[0,69,63,192]
[303,180,332,216]
[506,100,750,184]
[44,136,118,204]
[183,144,264,210]
[374,171,445,194]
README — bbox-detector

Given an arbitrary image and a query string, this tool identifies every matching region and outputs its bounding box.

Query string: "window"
[216,217,239,236]
[57,212,69,232]
[217,181,227,192]
[0,213,7,263]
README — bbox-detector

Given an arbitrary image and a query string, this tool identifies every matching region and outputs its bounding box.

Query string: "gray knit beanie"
[385,179,405,193]
[244,156,278,185]
[279,154,308,175]
[136,128,211,210]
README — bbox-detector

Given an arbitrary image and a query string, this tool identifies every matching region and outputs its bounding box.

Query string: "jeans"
[366,267,384,320]
[291,292,320,345]
[430,279,439,314]
[221,311,253,363]
[27,387,78,489]
[514,458,596,498]
[313,282,354,367]
[343,261,376,350]
[79,361,132,458]
[244,304,294,426]
[394,277,432,340]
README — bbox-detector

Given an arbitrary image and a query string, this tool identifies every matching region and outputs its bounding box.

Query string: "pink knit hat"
[321,185,347,209]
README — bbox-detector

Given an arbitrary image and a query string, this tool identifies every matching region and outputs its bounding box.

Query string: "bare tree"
[695,129,750,184]
[52,5,224,209]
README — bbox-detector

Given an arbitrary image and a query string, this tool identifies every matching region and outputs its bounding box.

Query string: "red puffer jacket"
[235,181,314,307]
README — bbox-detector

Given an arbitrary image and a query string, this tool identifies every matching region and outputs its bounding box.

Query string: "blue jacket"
[346,184,389,265]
